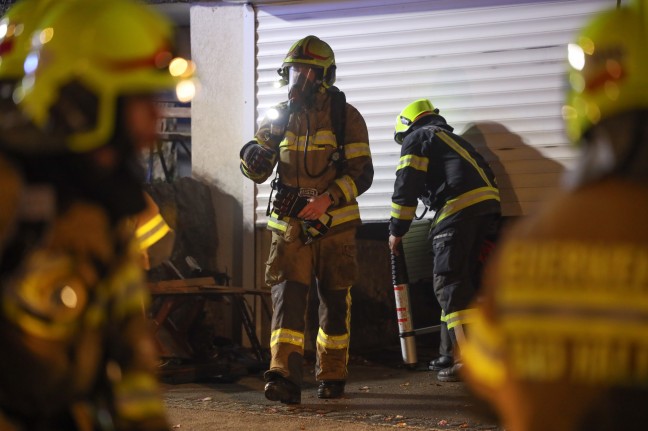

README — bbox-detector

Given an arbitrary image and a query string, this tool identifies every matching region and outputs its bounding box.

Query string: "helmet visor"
[288,65,321,93]
[287,65,321,109]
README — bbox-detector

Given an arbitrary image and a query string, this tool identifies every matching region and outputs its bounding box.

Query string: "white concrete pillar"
[190,3,256,289]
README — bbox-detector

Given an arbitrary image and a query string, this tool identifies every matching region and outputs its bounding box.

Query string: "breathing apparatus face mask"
[287,65,321,111]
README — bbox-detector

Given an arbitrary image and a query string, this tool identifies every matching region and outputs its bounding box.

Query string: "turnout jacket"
[462,177,648,430]
[241,89,373,235]
[0,155,169,431]
[389,117,500,237]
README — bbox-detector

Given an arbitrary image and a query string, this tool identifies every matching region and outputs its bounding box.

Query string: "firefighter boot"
[317,380,345,399]
[264,372,301,404]
[428,355,453,371]
[437,362,463,382]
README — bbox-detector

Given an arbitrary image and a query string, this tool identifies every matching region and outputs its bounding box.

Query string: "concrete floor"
[161,347,504,430]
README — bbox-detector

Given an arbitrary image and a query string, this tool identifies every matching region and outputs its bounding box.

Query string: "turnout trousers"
[264,225,357,386]
[431,214,499,348]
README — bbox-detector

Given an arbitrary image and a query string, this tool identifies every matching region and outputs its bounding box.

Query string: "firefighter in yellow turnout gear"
[240,35,373,403]
[0,0,194,429]
[462,1,648,430]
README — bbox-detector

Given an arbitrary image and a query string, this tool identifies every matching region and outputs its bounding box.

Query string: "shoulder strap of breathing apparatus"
[329,87,347,165]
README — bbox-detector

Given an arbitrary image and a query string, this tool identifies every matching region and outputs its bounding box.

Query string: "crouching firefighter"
[240,35,373,403]
[388,99,501,382]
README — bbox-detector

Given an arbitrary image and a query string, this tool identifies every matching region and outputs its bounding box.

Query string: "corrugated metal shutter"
[253,0,610,225]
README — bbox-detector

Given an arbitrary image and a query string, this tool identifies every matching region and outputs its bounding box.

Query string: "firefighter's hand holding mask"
[240,141,276,174]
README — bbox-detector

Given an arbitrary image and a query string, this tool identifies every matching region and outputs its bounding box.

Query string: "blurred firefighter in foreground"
[388,99,501,382]
[0,0,195,429]
[240,35,373,403]
[461,1,648,430]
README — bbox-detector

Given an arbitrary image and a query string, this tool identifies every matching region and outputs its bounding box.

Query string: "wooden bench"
[147,277,271,366]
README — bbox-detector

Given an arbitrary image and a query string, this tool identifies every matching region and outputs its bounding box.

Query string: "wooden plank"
[148,277,269,296]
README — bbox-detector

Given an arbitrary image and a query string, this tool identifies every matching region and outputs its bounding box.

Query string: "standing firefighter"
[462,1,648,430]
[388,99,501,382]
[0,0,195,429]
[240,35,373,403]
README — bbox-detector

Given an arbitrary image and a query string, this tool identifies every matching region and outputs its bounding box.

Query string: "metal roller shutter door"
[253,0,610,225]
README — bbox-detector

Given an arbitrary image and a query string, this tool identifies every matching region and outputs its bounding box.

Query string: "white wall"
[190,3,256,289]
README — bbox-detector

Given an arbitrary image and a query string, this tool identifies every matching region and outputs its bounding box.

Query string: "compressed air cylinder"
[391,244,418,366]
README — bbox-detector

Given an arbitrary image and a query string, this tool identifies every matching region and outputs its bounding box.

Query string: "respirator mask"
[287,65,321,111]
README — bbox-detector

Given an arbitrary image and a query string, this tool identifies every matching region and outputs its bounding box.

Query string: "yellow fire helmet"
[278,35,336,88]
[0,0,58,82]
[15,0,196,153]
[394,98,439,144]
[563,0,648,143]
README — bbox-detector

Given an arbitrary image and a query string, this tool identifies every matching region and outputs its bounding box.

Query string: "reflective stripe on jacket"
[242,90,373,234]
[389,118,500,237]
[463,179,648,391]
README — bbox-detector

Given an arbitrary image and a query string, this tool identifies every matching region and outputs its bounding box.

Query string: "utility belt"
[268,181,332,244]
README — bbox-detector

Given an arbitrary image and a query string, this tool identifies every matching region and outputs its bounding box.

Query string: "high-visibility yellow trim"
[317,328,350,349]
[500,315,648,341]
[445,308,478,330]
[330,204,361,227]
[267,206,359,231]
[136,214,171,251]
[267,212,289,232]
[334,175,358,202]
[498,240,648,295]
[240,162,266,181]
[500,288,648,312]
[270,328,305,348]
[397,154,429,172]
[313,130,338,147]
[437,131,494,188]
[316,288,351,362]
[461,309,506,387]
[390,202,417,221]
[345,288,352,364]
[114,372,166,420]
[434,186,500,226]
[280,130,337,151]
[136,214,165,239]
[344,142,371,159]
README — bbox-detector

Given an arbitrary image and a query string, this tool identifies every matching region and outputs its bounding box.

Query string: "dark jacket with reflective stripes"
[389,116,500,237]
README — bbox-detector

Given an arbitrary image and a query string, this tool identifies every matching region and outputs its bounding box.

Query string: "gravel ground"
[162,350,504,431]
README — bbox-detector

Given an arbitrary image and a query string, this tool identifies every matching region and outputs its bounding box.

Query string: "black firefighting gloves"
[272,184,331,243]
[240,140,276,176]
[273,185,309,217]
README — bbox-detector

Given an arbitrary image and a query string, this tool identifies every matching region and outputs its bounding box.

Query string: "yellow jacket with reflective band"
[241,90,373,234]
[462,178,648,425]
[0,159,167,429]
[389,118,500,237]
